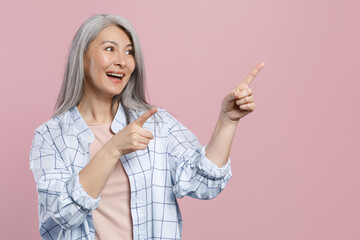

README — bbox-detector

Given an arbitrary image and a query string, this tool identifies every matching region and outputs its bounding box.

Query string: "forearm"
[205,112,238,167]
[79,142,120,199]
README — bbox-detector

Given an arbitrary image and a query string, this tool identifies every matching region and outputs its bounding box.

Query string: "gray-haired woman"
[30,14,264,240]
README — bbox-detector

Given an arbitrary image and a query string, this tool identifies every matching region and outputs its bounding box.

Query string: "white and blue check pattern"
[30,103,232,239]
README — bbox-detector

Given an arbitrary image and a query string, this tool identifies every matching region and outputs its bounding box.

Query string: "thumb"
[224,91,236,103]
[225,87,238,102]
[134,107,158,127]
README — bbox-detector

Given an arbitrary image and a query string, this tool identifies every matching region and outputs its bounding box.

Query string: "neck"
[77,93,119,125]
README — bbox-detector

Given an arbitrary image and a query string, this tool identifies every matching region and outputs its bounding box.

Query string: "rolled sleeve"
[197,146,231,180]
[66,173,100,212]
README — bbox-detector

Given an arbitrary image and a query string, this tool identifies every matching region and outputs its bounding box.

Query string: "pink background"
[1,0,359,239]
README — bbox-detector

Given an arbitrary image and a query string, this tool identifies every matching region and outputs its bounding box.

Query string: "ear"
[82,53,90,80]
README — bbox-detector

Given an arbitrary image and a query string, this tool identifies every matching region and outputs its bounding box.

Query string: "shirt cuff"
[66,173,101,211]
[196,146,231,180]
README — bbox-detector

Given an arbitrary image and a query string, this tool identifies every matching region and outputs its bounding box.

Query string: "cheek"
[87,60,98,79]
[91,54,112,71]
[87,60,106,80]
[129,59,136,74]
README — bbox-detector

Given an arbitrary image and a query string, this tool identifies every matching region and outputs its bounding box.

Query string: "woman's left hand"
[221,62,265,122]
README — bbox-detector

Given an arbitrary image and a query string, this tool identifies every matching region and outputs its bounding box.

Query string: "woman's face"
[83,25,136,100]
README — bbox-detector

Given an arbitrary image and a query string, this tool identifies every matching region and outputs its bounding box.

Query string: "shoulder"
[146,107,181,126]
[153,107,190,135]
[33,108,74,140]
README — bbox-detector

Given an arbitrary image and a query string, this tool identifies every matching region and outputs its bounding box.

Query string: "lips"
[106,72,125,83]
[106,72,124,79]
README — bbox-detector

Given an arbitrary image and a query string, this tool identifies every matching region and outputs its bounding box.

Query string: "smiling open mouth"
[106,72,124,80]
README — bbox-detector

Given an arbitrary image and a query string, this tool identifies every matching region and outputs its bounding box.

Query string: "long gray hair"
[53,14,155,125]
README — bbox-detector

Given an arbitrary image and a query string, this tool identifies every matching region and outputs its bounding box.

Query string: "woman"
[30,14,264,240]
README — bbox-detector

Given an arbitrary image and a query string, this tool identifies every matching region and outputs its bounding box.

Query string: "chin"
[108,87,126,97]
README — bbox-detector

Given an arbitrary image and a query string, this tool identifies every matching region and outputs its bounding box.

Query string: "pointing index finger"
[240,61,265,88]
[134,107,158,127]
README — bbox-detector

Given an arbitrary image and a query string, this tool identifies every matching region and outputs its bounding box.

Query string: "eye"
[105,46,114,52]
[126,49,134,55]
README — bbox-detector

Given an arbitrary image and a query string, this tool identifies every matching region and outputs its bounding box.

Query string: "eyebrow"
[100,40,133,48]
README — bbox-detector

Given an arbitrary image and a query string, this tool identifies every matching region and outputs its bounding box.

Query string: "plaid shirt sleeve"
[165,112,232,200]
[30,128,100,231]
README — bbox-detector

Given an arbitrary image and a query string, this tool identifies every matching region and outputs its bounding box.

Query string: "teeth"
[107,73,124,78]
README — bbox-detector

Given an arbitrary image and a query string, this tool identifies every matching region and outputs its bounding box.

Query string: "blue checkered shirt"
[29,103,232,239]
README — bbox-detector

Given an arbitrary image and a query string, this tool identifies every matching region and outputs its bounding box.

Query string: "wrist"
[103,139,122,160]
[219,111,239,127]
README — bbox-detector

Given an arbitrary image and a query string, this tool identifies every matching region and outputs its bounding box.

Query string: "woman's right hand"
[107,107,158,158]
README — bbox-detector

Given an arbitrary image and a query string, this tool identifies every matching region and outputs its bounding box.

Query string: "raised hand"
[108,107,158,157]
[221,62,265,122]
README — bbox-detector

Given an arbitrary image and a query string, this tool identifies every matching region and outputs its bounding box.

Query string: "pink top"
[88,123,133,240]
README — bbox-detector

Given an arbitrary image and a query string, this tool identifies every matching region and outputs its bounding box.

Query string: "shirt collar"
[69,102,127,143]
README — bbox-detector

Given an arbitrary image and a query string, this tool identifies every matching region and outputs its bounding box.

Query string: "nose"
[114,52,127,68]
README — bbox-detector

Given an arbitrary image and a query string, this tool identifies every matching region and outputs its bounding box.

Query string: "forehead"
[94,25,132,45]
